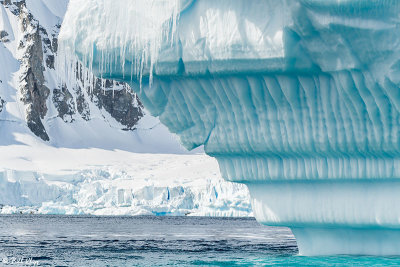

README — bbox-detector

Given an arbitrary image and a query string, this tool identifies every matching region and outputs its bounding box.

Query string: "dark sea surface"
[0,215,399,266]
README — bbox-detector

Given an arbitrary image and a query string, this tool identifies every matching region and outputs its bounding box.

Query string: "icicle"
[57,0,182,93]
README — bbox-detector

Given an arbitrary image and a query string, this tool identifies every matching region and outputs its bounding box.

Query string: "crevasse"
[59,0,400,255]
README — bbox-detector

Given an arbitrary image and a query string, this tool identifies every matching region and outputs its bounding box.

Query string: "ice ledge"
[95,58,314,80]
[293,227,400,256]
[218,157,400,182]
[249,180,400,255]
[248,180,400,228]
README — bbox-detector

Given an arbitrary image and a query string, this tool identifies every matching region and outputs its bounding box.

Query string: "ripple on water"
[0,215,398,266]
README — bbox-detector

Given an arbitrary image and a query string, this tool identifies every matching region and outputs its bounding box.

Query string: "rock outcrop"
[0,97,4,113]
[18,3,50,140]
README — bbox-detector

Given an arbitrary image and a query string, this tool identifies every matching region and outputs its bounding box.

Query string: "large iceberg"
[59,0,400,255]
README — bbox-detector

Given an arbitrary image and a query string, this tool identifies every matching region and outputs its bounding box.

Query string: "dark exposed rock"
[89,80,144,130]
[53,86,75,123]
[18,3,50,141]
[46,54,54,69]
[74,85,90,121]
[0,0,12,6]
[25,104,49,141]
[0,97,5,113]
[0,31,9,43]
[1,0,22,16]
[51,33,58,53]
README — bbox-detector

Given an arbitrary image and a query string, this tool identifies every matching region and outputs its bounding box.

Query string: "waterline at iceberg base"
[59,0,400,255]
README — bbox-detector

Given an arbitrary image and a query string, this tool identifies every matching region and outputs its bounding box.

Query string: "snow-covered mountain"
[0,0,251,216]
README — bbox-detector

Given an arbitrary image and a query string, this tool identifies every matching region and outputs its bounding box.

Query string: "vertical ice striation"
[58,0,188,88]
[59,0,400,255]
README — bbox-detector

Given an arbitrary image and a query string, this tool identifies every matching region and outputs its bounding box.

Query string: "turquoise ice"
[59,0,400,255]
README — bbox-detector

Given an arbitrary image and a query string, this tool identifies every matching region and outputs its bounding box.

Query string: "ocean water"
[0,215,399,266]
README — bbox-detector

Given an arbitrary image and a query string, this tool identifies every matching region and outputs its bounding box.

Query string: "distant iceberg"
[59,0,400,255]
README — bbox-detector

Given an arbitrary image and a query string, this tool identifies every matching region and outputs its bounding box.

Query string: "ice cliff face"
[0,152,251,217]
[60,0,400,255]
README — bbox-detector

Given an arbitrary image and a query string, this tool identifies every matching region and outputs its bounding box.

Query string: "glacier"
[59,0,400,255]
[0,148,251,217]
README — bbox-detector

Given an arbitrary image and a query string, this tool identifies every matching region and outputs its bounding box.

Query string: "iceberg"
[59,0,400,255]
